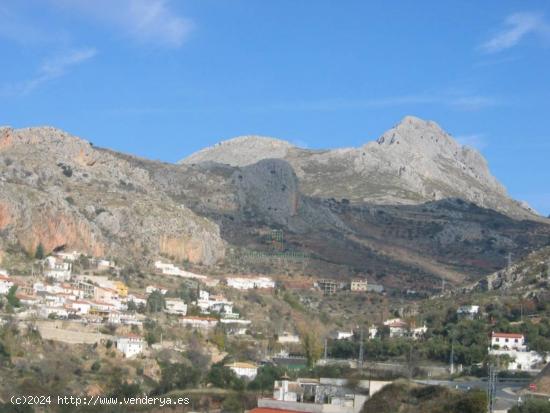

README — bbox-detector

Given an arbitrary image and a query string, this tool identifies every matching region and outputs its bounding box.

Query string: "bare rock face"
[180,116,534,219]
[231,159,300,226]
[0,127,225,266]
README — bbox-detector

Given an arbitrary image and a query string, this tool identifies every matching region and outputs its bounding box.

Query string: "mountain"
[0,126,225,266]
[1,120,549,292]
[180,116,534,219]
[184,135,294,167]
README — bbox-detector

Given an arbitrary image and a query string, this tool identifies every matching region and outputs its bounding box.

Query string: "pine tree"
[35,243,45,259]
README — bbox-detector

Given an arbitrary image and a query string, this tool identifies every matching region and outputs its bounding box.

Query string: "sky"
[0,1,549,215]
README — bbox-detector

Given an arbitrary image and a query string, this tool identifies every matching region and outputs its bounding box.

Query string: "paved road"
[416,379,527,411]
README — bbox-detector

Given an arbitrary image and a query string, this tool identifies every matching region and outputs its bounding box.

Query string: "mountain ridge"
[179,115,533,219]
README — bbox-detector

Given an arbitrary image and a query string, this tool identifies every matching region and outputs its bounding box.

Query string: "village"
[1,250,549,413]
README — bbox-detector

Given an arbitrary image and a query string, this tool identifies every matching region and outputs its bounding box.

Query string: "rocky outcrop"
[231,159,300,226]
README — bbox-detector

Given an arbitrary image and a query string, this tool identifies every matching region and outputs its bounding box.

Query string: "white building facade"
[116,336,145,358]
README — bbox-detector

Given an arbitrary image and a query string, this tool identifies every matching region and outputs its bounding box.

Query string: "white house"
[226,276,275,290]
[33,282,64,295]
[350,279,368,292]
[54,251,81,261]
[491,332,526,351]
[44,256,72,280]
[278,332,300,344]
[116,336,145,358]
[196,290,233,313]
[384,319,408,338]
[334,331,354,340]
[225,362,258,379]
[165,299,188,315]
[0,275,14,294]
[221,305,240,319]
[154,261,207,280]
[70,300,91,315]
[180,316,218,329]
[145,285,168,295]
[220,318,251,326]
[125,294,147,307]
[92,258,115,271]
[89,300,117,313]
[457,305,480,319]
[368,325,378,340]
[43,293,70,307]
[39,306,68,319]
[410,325,428,340]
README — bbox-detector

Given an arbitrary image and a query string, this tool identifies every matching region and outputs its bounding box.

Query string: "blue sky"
[1,1,549,215]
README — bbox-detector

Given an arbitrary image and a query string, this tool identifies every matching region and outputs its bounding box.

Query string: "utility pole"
[521,302,524,322]
[324,338,328,360]
[358,329,364,372]
[450,338,455,375]
[408,343,414,379]
[487,364,497,413]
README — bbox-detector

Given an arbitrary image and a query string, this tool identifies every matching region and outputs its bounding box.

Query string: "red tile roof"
[492,332,524,339]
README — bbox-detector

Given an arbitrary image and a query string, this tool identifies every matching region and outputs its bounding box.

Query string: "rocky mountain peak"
[374,115,456,153]
[181,135,294,167]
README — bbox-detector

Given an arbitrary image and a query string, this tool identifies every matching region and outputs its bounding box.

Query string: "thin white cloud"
[455,134,488,150]
[2,48,97,96]
[480,12,550,53]
[52,0,193,48]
